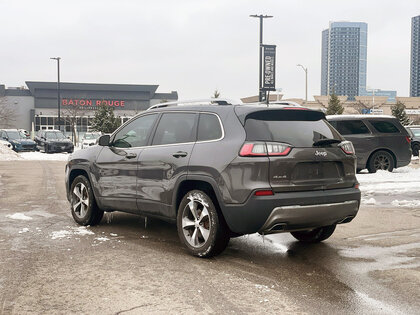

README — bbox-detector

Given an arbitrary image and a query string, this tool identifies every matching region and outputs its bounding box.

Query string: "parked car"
[81,132,102,149]
[65,100,361,257]
[0,129,37,152]
[405,125,420,156]
[35,130,74,153]
[327,115,412,173]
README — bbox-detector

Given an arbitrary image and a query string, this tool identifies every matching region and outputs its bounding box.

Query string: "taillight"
[405,136,411,144]
[239,142,267,156]
[338,141,355,155]
[239,142,292,157]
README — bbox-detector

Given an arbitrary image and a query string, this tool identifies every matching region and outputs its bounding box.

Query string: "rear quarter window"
[197,113,222,141]
[369,120,400,133]
[329,120,370,135]
[244,110,342,147]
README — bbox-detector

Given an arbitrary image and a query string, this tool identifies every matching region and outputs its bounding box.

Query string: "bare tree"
[62,104,85,145]
[0,97,17,128]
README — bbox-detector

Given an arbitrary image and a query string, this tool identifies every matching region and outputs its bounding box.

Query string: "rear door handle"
[172,151,188,158]
[125,152,137,159]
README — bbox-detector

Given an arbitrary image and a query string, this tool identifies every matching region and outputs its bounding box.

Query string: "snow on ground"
[6,213,33,221]
[0,144,22,161]
[0,145,81,161]
[50,226,95,240]
[19,151,71,161]
[357,165,420,209]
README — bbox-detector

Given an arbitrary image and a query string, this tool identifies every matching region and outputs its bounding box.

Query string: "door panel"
[136,144,194,217]
[93,113,159,213]
[95,146,143,213]
[136,112,198,218]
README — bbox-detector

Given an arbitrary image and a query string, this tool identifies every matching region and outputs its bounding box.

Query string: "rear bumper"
[220,187,361,234]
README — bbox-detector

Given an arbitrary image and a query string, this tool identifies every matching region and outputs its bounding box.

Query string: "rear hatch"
[236,108,357,192]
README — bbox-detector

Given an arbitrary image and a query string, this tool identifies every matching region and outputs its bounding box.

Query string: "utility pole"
[50,57,61,131]
[250,14,273,102]
[297,64,308,102]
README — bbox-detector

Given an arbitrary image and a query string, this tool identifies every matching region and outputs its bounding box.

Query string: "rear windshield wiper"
[313,139,341,147]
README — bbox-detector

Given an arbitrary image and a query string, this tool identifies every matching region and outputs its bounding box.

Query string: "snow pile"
[357,166,420,208]
[6,213,33,220]
[0,144,22,161]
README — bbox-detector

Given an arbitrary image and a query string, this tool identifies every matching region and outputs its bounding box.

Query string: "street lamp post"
[250,14,273,102]
[297,64,308,102]
[50,57,61,131]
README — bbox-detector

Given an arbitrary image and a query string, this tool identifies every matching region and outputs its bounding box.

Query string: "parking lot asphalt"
[0,160,419,314]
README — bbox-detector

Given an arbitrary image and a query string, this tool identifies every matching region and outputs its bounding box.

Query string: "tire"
[70,175,104,226]
[67,148,74,154]
[177,190,230,258]
[413,143,420,157]
[291,225,336,243]
[367,150,394,173]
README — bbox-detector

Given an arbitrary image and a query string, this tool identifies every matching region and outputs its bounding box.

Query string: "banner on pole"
[262,45,276,91]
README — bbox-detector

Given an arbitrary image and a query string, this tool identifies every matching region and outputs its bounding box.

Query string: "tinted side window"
[197,113,222,141]
[333,120,370,135]
[369,120,399,133]
[113,114,158,148]
[152,113,196,145]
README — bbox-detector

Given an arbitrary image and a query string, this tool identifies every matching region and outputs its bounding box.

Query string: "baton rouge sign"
[262,45,276,91]
[61,99,125,108]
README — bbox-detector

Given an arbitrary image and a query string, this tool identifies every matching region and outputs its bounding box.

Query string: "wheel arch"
[366,148,397,168]
[172,176,235,230]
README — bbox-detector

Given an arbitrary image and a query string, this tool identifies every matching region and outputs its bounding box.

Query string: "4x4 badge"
[315,150,327,157]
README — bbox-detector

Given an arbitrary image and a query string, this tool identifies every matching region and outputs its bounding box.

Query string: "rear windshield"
[244,110,342,147]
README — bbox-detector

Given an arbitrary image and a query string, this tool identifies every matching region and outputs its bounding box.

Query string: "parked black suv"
[35,130,74,153]
[327,115,412,173]
[65,100,360,257]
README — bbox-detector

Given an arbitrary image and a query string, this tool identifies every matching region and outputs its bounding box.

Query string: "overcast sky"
[0,0,419,101]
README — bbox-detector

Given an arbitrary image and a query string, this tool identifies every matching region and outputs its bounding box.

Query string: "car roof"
[326,114,396,120]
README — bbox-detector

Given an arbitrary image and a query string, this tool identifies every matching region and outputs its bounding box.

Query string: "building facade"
[321,21,368,100]
[0,81,177,135]
[411,15,420,97]
[359,88,397,102]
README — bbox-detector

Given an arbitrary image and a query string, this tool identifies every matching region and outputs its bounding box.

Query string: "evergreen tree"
[212,89,220,98]
[326,93,344,115]
[391,101,410,126]
[91,102,121,133]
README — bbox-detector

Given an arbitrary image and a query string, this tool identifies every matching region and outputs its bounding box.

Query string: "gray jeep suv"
[65,100,361,257]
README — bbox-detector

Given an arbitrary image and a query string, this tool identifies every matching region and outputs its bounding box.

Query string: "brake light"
[354,183,360,189]
[255,190,274,196]
[239,142,267,156]
[239,142,292,157]
[338,141,355,155]
[405,136,411,144]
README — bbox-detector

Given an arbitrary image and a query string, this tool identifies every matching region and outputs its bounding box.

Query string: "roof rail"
[147,98,240,110]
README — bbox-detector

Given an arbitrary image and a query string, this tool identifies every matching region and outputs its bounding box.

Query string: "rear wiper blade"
[313,139,341,147]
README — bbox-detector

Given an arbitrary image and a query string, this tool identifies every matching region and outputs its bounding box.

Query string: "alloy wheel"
[373,154,391,170]
[72,182,89,218]
[181,195,211,248]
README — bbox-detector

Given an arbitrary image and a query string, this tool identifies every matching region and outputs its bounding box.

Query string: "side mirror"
[98,135,110,146]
